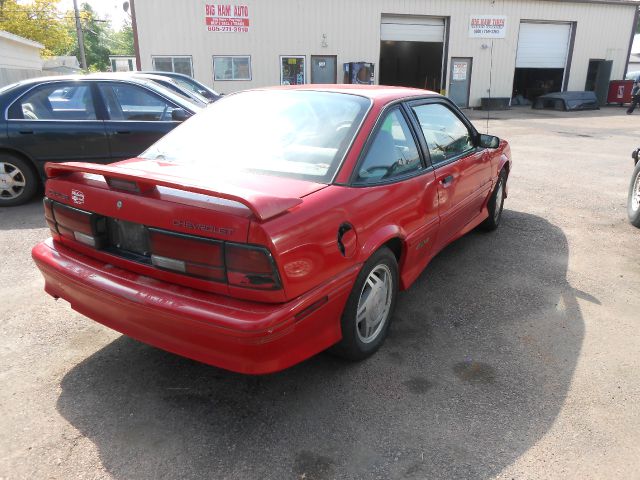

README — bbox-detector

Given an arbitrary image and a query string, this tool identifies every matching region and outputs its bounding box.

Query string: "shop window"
[213,56,252,81]
[152,56,194,77]
[280,56,305,85]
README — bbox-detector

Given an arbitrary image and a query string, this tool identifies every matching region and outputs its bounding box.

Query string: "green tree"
[64,3,111,71]
[0,0,73,56]
[109,21,134,56]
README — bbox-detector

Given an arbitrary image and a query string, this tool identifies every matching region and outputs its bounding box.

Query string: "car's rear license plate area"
[106,218,151,261]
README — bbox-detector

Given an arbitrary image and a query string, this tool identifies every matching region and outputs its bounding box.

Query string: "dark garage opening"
[512,68,564,101]
[379,41,443,91]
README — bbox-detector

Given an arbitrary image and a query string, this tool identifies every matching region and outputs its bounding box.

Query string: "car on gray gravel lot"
[0,75,203,206]
[629,147,640,228]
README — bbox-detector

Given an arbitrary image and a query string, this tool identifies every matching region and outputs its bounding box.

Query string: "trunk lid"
[44,159,328,300]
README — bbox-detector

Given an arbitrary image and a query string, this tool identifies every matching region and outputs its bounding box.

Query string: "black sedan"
[138,71,221,102]
[0,75,202,206]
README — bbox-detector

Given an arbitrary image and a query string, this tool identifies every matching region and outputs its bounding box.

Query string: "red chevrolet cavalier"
[32,85,511,374]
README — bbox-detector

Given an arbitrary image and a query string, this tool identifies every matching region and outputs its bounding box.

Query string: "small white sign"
[469,15,507,38]
[453,62,468,81]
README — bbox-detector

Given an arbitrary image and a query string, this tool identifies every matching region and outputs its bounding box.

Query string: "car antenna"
[487,39,494,134]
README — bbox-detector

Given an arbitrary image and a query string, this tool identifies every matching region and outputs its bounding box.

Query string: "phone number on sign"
[207,26,249,32]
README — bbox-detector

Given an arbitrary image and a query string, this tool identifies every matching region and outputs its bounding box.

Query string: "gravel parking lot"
[1,106,639,480]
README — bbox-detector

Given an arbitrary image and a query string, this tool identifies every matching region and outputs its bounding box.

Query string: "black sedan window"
[98,83,176,121]
[9,83,97,121]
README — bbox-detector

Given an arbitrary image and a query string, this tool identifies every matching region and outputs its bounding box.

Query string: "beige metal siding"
[134,0,637,107]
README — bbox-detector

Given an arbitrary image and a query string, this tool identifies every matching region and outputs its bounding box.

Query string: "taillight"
[43,198,282,291]
[225,243,281,290]
[49,200,106,248]
[43,198,58,235]
[148,228,225,282]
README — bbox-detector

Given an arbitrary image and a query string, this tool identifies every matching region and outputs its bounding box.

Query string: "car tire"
[332,247,398,361]
[0,154,38,207]
[480,169,507,231]
[628,161,640,228]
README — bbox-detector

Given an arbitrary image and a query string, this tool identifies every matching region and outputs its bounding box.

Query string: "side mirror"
[479,134,500,149]
[171,108,189,122]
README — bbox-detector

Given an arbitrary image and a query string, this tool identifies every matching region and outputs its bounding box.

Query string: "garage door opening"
[380,41,443,90]
[379,15,446,91]
[512,22,573,101]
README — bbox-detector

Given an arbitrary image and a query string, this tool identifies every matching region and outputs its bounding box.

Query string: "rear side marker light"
[43,198,58,236]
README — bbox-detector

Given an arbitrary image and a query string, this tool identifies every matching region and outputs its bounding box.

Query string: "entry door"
[6,82,110,174]
[594,60,613,105]
[97,82,182,161]
[409,101,492,249]
[449,58,472,108]
[311,56,337,84]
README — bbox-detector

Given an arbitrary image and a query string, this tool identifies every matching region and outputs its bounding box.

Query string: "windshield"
[173,77,219,97]
[141,90,370,183]
[151,79,208,106]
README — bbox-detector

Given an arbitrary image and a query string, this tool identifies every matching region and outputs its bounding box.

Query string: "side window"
[355,108,422,185]
[411,103,475,165]
[99,83,174,121]
[9,83,97,120]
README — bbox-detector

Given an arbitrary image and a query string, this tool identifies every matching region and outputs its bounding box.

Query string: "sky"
[58,0,130,29]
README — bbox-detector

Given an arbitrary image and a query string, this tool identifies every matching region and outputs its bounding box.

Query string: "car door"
[6,81,110,173]
[351,105,440,285]
[408,100,492,251]
[97,81,184,162]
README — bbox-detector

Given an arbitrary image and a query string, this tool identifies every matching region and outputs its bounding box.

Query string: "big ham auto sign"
[469,15,507,38]
[205,4,250,32]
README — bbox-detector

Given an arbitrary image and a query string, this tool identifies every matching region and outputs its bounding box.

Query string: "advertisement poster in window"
[280,56,305,85]
[205,4,250,32]
[452,62,468,81]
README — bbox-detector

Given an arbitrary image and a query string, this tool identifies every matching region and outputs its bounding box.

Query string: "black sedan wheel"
[0,155,38,206]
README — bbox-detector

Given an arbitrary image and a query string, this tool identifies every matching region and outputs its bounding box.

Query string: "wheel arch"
[0,147,42,184]
[358,225,405,263]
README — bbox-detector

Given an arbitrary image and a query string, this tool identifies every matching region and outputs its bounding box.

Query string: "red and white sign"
[469,15,507,38]
[205,4,250,33]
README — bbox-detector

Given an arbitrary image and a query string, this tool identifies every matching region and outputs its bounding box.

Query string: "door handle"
[439,175,454,186]
[114,130,131,135]
[19,130,34,135]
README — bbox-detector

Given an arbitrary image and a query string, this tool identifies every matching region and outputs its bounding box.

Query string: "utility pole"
[73,0,87,70]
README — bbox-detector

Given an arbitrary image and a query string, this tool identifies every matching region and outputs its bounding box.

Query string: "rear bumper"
[32,239,357,374]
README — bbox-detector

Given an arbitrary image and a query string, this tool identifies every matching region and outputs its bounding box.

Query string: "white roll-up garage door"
[380,15,445,43]
[516,22,571,68]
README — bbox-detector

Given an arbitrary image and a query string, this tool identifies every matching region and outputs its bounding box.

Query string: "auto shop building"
[130,0,639,107]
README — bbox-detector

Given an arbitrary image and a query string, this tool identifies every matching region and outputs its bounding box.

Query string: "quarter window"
[152,56,194,77]
[98,83,175,121]
[9,83,97,120]
[411,103,475,164]
[213,56,251,81]
[355,108,422,185]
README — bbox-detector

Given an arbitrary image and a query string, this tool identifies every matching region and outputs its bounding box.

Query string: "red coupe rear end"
[32,86,511,374]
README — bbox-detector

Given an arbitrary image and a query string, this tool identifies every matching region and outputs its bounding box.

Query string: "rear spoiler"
[45,162,302,222]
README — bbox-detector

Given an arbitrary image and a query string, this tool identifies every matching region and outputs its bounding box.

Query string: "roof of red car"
[255,84,440,102]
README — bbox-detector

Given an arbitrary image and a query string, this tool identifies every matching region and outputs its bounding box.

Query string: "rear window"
[140,90,371,183]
